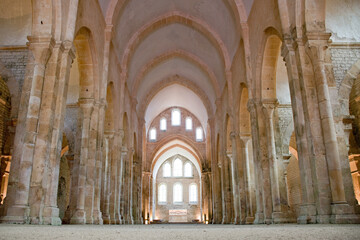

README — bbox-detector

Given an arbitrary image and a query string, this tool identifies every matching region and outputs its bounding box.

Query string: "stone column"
[262,99,289,223]
[108,131,118,224]
[142,171,151,224]
[227,132,242,224]
[93,101,106,225]
[282,37,318,223]
[70,98,94,224]
[101,132,113,224]
[222,152,233,224]
[247,99,264,224]
[239,134,255,224]
[128,147,134,224]
[201,170,211,223]
[132,154,142,224]
[112,130,122,224]
[0,36,52,224]
[43,40,76,225]
[116,144,127,224]
[84,102,100,224]
[121,150,130,224]
[306,32,360,223]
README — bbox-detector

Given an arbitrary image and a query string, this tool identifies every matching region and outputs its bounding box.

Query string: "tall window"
[158,184,167,203]
[163,162,171,177]
[149,128,157,141]
[196,127,203,141]
[184,162,192,177]
[189,184,197,203]
[160,117,167,131]
[173,183,183,203]
[171,109,181,126]
[173,158,183,177]
[185,117,192,130]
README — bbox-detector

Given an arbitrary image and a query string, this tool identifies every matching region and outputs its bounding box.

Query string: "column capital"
[60,40,76,60]
[104,130,115,138]
[247,98,261,113]
[239,133,251,145]
[261,98,279,118]
[27,35,53,64]
[142,171,151,177]
[78,98,95,117]
[226,150,233,159]
[131,97,138,109]
[121,146,128,156]
[229,131,239,140]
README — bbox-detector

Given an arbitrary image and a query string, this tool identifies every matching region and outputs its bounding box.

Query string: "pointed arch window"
[163,162,171,177]
[160,117,167,131]
[149,128,157,141]
[173,183,183,203]
[171,109,181,126]
[189,183,198,203]
[196,127,203,141]
[173,158,183,177]
[184,162,192,177]
[185,117,192,130]
[158,183,167,203]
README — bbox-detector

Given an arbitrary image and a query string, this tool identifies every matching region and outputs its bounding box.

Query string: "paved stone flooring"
[0,224,359,240]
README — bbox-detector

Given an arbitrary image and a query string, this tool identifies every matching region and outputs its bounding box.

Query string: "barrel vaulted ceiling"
[98,0,254,127]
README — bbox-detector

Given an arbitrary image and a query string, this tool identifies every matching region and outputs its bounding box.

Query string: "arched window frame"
[173,182,183,204]
[160,117,167,131]
[163,162,171,177]
[189,183,198,204]
[184,162,192,177]
[173,158,183,177]
[185,117,192,130]
[149,128,157,141]
[196,127,203,142]
[158,183,167,204]
[171,108,181,126]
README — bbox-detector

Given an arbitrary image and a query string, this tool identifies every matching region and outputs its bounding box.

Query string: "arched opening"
[258,32,296,223]
[0,75,11,204]
[61,27,97,224]
[152,150,201,223]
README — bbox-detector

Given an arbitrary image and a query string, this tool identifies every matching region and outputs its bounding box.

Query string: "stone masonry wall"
[0,47,28,119]
[330,46,360,90]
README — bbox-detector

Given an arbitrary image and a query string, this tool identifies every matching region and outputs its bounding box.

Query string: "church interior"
[1,0,360,232]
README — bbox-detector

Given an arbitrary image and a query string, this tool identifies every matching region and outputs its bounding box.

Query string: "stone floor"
[0,224,360,240]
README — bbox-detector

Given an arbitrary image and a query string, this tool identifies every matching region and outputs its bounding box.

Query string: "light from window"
[189,184,197,203]
[184,162,192,177]
[163,162,171,177]
[160,117,167,131]
[173,183,183,203]
[185,117,192,130]
[149,128,156,141]
[173,158,183,177]
[171,109,181,126]
[158,184,167,203]
[196,127,203,141]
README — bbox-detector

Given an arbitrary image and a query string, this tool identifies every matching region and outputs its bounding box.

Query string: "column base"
[297,203,317,224]
[102,214,110,224]
[115,213,122,224]
[254,213,264,224]
[70,209,86,224]
[93,210,103,225]
[272,212,296,223]
[133,219,143,224]
[330,203,360,223]
[0,205,30,224]
[245,216,254,224]
[43,206,62,225]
